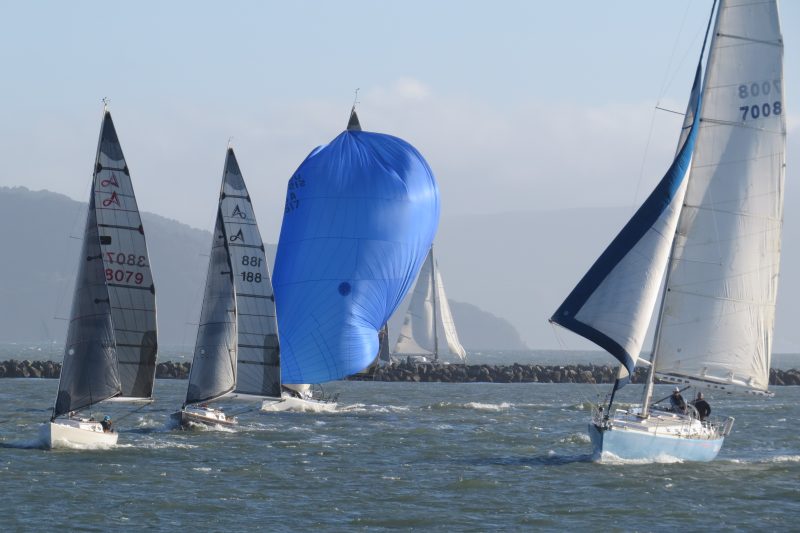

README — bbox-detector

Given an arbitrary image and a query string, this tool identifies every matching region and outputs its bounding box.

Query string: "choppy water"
[0,379,798,531]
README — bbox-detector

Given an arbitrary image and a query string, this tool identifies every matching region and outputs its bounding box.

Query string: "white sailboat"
[175,148,284,428]
[44,108,158,448]
[551,0,785,462]
[393,246,466,363]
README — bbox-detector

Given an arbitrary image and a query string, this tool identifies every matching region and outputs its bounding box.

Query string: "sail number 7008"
[738,80,781,122]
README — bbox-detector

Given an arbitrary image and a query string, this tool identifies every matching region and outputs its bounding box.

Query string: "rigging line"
[655,106,686,116]
[655,0,693,102]
[111,401,150,423]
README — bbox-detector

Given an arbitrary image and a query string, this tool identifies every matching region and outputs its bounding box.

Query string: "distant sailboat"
[272,107,439,387]
[44,108,158,448]
[550,0,785,462]
[393,246,466,363]
[174,148,282,428]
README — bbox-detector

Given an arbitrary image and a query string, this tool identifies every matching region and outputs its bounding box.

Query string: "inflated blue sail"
[273,110,439,383]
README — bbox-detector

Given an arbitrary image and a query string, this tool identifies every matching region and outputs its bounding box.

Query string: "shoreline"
[1,359,799,385]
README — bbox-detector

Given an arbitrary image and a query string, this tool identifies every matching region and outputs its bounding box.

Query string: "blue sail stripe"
[551,65,703,378]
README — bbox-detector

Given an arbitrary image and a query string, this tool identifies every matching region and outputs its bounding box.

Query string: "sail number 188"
[241,272,262,283]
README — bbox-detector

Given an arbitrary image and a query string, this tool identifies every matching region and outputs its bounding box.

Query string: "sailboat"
[551,0,784,462]
[174,148,283,428]
[44,108,158,448]
[393,245,466,363]
[272,107,439,388]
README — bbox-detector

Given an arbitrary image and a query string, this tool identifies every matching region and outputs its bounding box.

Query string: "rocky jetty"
[347,361,800,386]
[1,359,799,385]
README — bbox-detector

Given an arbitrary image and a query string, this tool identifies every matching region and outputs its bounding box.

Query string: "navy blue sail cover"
[274,128,439,383]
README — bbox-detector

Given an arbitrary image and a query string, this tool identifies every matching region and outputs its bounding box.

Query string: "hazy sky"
[0,1,798,349]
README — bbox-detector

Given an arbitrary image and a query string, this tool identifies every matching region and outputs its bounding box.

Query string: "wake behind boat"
[45,106,158,449]
[551,0,785,462]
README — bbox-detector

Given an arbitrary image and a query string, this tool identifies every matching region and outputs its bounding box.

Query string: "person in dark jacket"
[670,387,687,414]
[100,415,113,433]
[691,392,711,421]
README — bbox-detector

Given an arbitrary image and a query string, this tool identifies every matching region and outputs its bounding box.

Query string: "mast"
[430,245,439,361]
[641,0,719,417]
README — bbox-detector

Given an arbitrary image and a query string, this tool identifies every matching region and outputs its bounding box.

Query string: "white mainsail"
[394,247,466,361]
[653,0,785,393]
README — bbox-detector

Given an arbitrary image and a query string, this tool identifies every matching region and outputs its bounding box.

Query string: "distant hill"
[0,187,525,351]
[449,300,527,350]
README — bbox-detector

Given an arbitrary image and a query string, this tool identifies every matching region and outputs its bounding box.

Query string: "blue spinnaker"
[274,114,439,383]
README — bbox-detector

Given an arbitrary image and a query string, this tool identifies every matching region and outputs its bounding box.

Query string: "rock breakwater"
[1,359,799,385]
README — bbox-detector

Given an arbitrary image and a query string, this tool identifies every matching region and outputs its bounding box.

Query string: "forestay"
[93,112,158,400]
[273,110,440,384]
[550,65,703,386]
[394,248,466,362]
[653,0,785,393]
[221,149,281,398]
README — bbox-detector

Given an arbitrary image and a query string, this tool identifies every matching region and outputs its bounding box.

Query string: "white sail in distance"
[653,0,785,393]
[394,248,466,362]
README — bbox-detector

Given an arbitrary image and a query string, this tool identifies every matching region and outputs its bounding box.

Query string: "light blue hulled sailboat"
[551,0,785,462]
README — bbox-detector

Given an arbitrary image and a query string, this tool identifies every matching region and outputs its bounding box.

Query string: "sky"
[0,0,798,348]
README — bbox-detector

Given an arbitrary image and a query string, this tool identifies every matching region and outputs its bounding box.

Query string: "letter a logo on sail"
[231,204,247,219]
[100,173,119,188]
[102,191,121,207]
[229,229,244,243]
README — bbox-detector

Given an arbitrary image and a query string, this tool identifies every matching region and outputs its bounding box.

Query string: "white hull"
[589,407,733,462]
[173,405,237,429]
[43,419,118,449]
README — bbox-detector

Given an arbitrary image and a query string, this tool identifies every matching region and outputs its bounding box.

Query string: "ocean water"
[0,379,798,531]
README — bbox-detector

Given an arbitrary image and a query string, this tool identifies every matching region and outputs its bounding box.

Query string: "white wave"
[766,455,800,463]
[120,440,199,450]
[463,402,513,411]
[260,397,338,413]
[599,451,684,465]
[192,467,213,472]
[558,432,591,444]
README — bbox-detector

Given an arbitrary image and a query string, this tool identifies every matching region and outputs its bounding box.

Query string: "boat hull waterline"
[173,405,238,429]
[43,419,118,449]
[588,410,727,462]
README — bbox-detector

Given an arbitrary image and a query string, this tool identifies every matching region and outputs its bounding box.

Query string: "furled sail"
[54,194,121,418]
[185,212,237,405]
[273,110,440,383]
[222,149,281,398]
[93,111,158,399]
[394,248,466,362]
[653,0,785,393]
[551,65,703,385]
